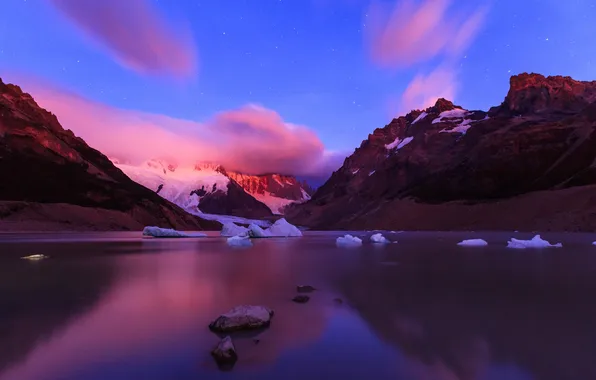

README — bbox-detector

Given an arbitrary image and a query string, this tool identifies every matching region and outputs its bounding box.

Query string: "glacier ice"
[457,239,488,247]
[506,235,562,249]
[266,218,303,237]
[142,226,206,238]
[227,235,253,247]
[221,222,249,237]
[370,233,390,244]
[336,234,363,247]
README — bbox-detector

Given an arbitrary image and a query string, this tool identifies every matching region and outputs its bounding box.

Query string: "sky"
[0,0,595,178]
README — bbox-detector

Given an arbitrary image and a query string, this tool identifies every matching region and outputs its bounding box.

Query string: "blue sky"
[0,0,595,175]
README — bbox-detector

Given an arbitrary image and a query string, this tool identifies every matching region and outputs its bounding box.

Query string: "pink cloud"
[399,66,457,113]
[48,0,197,78]
[367,0,489,68]
[18,80,341,177]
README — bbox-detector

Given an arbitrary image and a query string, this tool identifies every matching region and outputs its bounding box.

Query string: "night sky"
[1,0,594,177]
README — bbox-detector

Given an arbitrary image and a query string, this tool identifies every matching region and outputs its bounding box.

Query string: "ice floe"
[336,234,363,247]
[457,239,488,247]
[267,218,303,237]
[226,235,253,247]
[142,226,207,238]
[220,222,249,237]
[370,233,390,244]
[507,235,562,249]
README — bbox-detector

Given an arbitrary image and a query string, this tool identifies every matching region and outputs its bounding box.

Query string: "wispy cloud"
[48,0,197,78]
[366,0,489,112]
[19,80,342,177]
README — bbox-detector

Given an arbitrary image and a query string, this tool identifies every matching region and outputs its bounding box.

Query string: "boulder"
[209,305,274,332]
[211,336,237,368]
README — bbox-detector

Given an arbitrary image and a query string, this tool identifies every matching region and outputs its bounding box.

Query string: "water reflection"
[0,232,596,379]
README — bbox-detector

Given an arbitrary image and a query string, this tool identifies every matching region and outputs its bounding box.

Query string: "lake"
[1,231,596,380]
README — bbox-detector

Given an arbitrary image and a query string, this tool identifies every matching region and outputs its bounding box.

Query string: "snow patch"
[369,170,376,176]
[142,226,207,238]
[432,108,469,124]
[336,234,363,247]
[220,222,249,237]
[252,192,296,214]
[457,239,488,247]
[385,136,414,151]
[506,235,562,249]
[440,119,473,134]
[412,112,427,124]
[352,169,360,175]
[370,233,390,244]
[227,235,253,247]
[193,211,271,228]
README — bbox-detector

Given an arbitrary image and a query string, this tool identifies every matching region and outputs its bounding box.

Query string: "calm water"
[1,231,596,380]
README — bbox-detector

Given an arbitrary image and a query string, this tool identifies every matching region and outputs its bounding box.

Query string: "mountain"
[287,73,596,231]
[115,160,312,217]
[115,160,273,219]
[226,172,313,214]
[0,79,220,231]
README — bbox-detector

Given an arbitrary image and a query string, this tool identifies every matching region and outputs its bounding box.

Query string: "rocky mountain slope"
[116,160,312,217]
[0,79,219,231]
[287,73,596,231]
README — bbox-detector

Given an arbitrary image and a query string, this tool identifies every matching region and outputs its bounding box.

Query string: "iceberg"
[221,222,249,237]
[507,235,562,249]
[247,223,272,238]
[267,218,303,237]
[457,239,488,247]
[336,234,363,247]
[142,226,206,238]
[227,235,253,247]
[370,233,390,244]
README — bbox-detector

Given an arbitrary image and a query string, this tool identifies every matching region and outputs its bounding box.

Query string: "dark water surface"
[1,231,596,380]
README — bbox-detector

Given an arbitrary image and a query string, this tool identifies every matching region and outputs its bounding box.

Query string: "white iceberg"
[336,234,363,247]
[370,233,390,244]
[507,235,562,249]
[142,226,206,238]
[247,223,272,238]
[267,218,303,237]
[227,235,253,247]
[220,222,249,237]
[457,239,488,247]
[592,241,596,246]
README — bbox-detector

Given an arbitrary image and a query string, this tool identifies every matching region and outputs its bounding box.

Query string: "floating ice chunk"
[142,226,206,238]
[248,223,272,238]
[412,112,427,124]
[370,233,390,244]
[457,239,488,247]
[221,222,249,237]
[507,235,562,249]
[592,241,596,246]
[227,235,253,247]
[336,234,363,247]
[267,218,303,237]
[21,254,48,261]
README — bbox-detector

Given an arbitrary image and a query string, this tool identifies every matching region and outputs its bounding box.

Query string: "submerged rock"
[292,295,310,303]
[333,298,344,304]
[296,285,316,293]
[211,336,237,369]
[209,305,274,332]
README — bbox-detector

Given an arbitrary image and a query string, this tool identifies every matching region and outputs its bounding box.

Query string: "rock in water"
[296,285,316,293]
[292,295,310,303]
[209,305,274,332]
[211,336,237,369]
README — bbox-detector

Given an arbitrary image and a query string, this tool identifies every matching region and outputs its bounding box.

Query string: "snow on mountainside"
[115,159,311,218]
[286,73,596,232]
[226,172,312,214]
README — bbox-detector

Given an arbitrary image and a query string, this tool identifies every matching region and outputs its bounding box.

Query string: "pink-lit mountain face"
[115,159,313,217]
[287,73,596,231]
[0,78,219,231]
